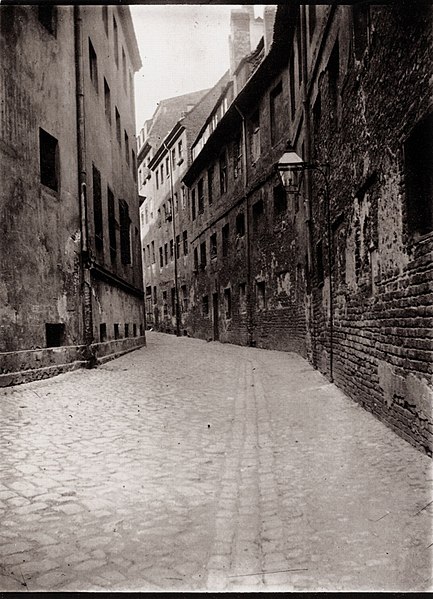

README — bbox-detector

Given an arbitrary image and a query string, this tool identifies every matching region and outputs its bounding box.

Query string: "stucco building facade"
[0,5,145,385]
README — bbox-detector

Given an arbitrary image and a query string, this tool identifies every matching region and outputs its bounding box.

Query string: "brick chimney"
[229,9,251,76]
[263,5,277,54]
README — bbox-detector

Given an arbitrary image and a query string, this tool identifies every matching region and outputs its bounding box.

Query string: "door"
[212,292,219,341]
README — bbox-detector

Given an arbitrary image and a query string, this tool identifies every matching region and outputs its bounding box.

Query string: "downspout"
[300,4,316,368]
[234,103,254,347]
[74,5,95,363]
[163,142,181,337]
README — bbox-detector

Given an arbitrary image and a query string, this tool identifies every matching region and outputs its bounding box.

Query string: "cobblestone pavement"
[0,332,431,592]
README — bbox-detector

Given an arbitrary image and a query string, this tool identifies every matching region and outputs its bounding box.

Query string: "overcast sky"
[131,5,265,134]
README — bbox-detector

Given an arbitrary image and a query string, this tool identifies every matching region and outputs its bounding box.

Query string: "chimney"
[229,9,251,76]
[263,5,277,54]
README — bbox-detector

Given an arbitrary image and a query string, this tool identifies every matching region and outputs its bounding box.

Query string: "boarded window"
[405,112,433,237]
[92,165,103,250]
[119,199,131,264]
[89,38,98,92]
[39,128,58,192]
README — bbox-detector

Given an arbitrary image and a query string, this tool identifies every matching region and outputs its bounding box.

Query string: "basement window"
[39,128,59,192]
[45,323,65,347]
[99,323,107,342]
[404,112,433,239]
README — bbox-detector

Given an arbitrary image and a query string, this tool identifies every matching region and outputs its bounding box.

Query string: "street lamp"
[276,148,334,383]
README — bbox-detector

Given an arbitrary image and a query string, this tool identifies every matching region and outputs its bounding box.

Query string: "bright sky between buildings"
[131,4,266,133]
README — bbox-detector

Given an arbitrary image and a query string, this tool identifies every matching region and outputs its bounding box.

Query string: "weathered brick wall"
[309,5,433,454]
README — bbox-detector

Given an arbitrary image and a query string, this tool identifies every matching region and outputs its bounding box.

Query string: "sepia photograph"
[0,1,432,593]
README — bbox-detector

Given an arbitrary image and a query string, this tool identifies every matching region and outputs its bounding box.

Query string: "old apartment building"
[142,4,432,455]
[0,5,145,385]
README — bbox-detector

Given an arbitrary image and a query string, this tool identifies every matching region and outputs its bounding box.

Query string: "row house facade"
[0,5,145,385]
[178,4,432,455]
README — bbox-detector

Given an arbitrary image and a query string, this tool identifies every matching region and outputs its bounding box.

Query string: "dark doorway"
[212,292,219,341]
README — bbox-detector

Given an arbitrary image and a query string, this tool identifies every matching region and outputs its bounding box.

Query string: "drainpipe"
[234,103,254,347]
[164,142,181,337]
[300,4,316,368]
[74,5,95,362]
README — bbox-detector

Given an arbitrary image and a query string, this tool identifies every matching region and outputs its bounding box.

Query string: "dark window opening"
[236,213,245,237]
[104,78,111,123]
[222,223,229,257]
[119,199,131,264]
[308,4,316,39]
[224,288,232,319]
[133,323,137,337]
[252,198,264,231]
[92,165,103,250]
[316,240,324,284]
[164,242,168,266]
[113,16,119,67]
[153,286,157,303]
[89,38,98,93]
[220,151,228,194]
[159,246,164,268]
[191,189,196,220]
[124,323,129,337]
[210,232,217,259]
[183,230,188,255]
[200,241,207,268]
[175,234,180,259]
[38,5,57,36]
[45,323,65,347]
[270,81,283,145]
[162,291,168,317]
[170,239,174,260]
[115,107,121,143]
[171,288,176,315]
[102,5,108,35]
[132,150,136,180]
[273,184,287,215]
[198,178,205,213]
[114,323,119,339]
[100,323,107,342]
[108,187,116,263]
[202,295,209,316]
[256,281,266,310]
[122,47,127,90]
[405,112,433,238]
[39,128,59,192]
[181,285,188,312]
[124,131,130,164]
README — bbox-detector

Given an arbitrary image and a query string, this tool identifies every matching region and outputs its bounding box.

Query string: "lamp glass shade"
[277,151,304,170]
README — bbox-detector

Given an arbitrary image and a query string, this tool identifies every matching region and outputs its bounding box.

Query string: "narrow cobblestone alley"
[0,332,431,592]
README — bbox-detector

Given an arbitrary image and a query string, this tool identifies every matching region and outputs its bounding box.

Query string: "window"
[239,282,247,314]
[151,240,155,263]
[114,323,120,339]
[108,187,116,263]
[200,241,207,268]
[38,5,57,36]
[250,110,261,163]
[161,163,164,180]
[119,199,131,264]
[219,151,228,194]
[133,323,137,337]
[165,156,170,177]
[113,16,119,67]
[156,171,159,190]
[210,232,217,259]
[104,78,111,123]
[178,140,183,163]
[270,81,283,145]
[224,288,232,319]
[122,47,127,90]
[256,281,266,310]
[102,5,108,35]
[171,148,176,171]
[92,165,103,250]
[124,323,129,337]
[289,56,295,120]
[273,184,287,215]
[208,167,214,204]
[352,4,370,61]
[159,246,163,268]
[115,107,121,144]
[198,178,205,213]
[153,286,157,304]
[100,323,107,342]
[308,4,316,39]
[45,323,65,347]
[39,128,58,192]
[89,38,98,93]
[252,198,264,231]
[193,247,199,271]
[191,189,196,220]
[146,244,150,264]
[202,295,209,316]
[132,150,136,180]
[171,287,176,315]
[183,230,188,255]
[175,234,180,259]
[328,40,339,127]
[124,131,129,164]
[234,137,242,179]
[164,242,168,265]
[181,285,188,312]
[236,213,245,237]
[316,240,324,284]
[222,223,229,257]
[181,186,186,209]
[170,238,174,260]
[404,112,433,237]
